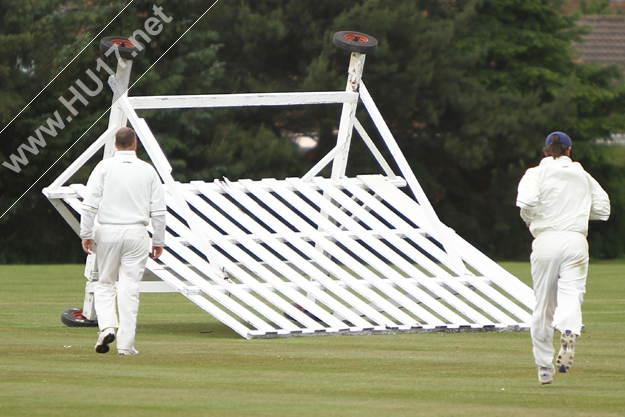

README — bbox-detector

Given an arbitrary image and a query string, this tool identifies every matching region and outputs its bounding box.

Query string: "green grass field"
[0,262,623,417]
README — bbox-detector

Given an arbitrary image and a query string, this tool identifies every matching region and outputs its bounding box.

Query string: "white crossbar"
[128,92,358,110]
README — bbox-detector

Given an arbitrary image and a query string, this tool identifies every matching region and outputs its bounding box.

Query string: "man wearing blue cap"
[516,132,610,385]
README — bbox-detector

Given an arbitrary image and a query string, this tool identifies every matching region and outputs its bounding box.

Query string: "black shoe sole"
[95,333,115,354]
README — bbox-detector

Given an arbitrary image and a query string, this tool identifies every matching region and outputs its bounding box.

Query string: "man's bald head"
[115,127,137,150]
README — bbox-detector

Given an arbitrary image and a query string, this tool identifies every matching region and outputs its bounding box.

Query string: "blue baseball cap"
[545,131,572,147]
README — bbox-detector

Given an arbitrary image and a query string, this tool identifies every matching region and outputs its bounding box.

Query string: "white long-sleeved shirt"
[80,150,167,245]
[516,156,610,238]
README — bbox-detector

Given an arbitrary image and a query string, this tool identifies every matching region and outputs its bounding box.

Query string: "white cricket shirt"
[516,156,610,238]
[81,150,166,229]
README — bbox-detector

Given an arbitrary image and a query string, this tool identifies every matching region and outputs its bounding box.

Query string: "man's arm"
[149,171,167,260]
[80,208,97,254]
[150,214,166,260]
[516,168,539,226]
[80,163,104,254]
[587,173,610,221]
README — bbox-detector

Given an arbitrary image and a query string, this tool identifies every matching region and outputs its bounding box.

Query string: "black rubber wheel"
[332,31,378,54]
[99,36,145,60]
[61,308,98,327]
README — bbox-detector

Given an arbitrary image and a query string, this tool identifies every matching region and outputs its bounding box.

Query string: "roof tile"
[575,16,625,68]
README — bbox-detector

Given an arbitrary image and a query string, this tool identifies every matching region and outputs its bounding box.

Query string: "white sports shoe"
[118,348,139,356]
[94,329,116,354]
[557,330,577,373]
[538,366,556,385]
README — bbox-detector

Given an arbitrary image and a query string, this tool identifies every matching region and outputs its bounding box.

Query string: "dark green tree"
[3,0,625,263]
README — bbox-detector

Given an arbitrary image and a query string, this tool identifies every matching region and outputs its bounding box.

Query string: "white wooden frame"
[43,49,533,339]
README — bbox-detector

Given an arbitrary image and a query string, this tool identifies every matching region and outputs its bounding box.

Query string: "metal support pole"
[330,52,366,179]
[103,58,133,159]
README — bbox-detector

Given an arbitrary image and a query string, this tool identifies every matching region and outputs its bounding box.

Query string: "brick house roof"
[574,15,625,69]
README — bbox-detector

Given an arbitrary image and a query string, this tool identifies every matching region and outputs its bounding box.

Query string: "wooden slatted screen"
[52,175,532,339]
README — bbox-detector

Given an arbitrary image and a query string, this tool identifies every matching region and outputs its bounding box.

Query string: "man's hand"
[150,246,163,260]
[82,239,93,255]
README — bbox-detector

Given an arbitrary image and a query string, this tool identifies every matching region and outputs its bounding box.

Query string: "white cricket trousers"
[94,224,149,351]
[530,231,588,368]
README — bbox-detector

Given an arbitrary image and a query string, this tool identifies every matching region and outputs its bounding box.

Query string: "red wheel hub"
[71,310,87,320]
[343,33,370,43]
[110,38,137,48]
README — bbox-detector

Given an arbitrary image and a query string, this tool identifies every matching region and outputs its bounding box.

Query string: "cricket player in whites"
[80,127,166,355]
[516,132,610,385]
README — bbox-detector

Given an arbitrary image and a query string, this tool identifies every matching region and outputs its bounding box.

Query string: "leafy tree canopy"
[2,0,625,263]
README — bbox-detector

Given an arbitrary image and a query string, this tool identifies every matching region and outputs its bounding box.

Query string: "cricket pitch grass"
[0,262,623,417]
